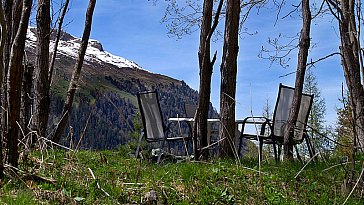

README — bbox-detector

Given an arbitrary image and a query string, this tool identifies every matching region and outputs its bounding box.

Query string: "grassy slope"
[0,149,363,205]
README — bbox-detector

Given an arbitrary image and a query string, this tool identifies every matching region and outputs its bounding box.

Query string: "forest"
[0,0,363,204]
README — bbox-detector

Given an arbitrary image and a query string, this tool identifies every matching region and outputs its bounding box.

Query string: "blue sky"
[59,0,344,127]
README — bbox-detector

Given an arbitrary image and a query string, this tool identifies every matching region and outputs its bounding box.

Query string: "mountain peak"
[26,28,145,71]
[89,40,104,51]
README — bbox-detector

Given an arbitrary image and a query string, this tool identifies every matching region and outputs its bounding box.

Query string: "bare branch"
[279,52,342,78]
[325,0,342,21]
[312,0,326,19]
[206,0,223,42]
[49,0,70,85]
[306,52,341,66]
[281,2,301,20]
[274,0,286,26]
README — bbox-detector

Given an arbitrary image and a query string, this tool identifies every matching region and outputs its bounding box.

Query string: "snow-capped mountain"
[23,28,202,150]
[26,28,143,71]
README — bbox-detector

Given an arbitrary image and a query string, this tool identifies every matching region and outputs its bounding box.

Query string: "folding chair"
[135,90,192,163]
[238,83,315,162]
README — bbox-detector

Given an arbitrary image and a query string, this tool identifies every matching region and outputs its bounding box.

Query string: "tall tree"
[52,0,97,143]
[283,0,311,160]
[7,0,33,168]
[1,0,22,170]
[326,0,364,151]
[219,0,240,158]
[322,0,364,153]
[32,0,51,141]
[0,0,6,180]
[193,0,223,160]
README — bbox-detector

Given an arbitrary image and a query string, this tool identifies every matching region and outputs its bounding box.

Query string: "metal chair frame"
[135,90,192,163]
[238,83,315,162]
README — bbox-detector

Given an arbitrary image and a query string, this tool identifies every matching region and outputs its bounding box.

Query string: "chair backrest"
[137,91,165,141]
[184,103,198,118]
[272,84,313,142]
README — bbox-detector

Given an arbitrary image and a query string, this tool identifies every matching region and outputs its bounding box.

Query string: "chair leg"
[277,144,282,161]
[305,134,316,161]
[238,134,243,157]
[295,145,303,164]
[259,140,263,162]
[157,138,167,164]
[273,143,278,162]
[135,131,144,158]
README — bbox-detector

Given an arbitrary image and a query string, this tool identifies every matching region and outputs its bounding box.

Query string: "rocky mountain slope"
[25,28,216,149]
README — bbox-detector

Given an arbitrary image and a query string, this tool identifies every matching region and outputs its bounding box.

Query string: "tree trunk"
[193,0,223,160]
[7,0,32,168]
[193,0,213,160]
[49,0,70,85]
[32,0,51,140]
[52,0,96,144]
[283,0,311,160]
[218,0,240,158]
[20,64,34,143]
[0,0,6,180]
[338,0,364,150]
[1,0,10,161]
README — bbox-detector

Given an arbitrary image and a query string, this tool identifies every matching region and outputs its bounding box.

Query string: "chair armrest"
[165,120,193,139]
[236,116,270,125]
[237,116,272,136]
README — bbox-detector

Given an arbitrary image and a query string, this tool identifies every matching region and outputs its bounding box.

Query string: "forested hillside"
[25,28,216,149]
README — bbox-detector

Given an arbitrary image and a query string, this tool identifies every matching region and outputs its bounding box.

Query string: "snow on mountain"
[26,28,144,71]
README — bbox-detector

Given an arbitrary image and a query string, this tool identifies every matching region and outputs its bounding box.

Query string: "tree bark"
[218,0,240,158]
[283,0,311,160]
[1,0,14,169]
[7,0,32,168]
[193,0,213,160]
[20,64,34,140]
[32,0,51,140]
[193,0,223,160]
[52,0,96,144]
[337,0,364,150]
[0,0,7,180]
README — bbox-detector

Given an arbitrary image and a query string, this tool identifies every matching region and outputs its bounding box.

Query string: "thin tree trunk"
[193,0,222,160]
[3,0,13,70]
[337,0,364,150]
[219,0,240,158]
[0,0,7,180]
[1,0,22,169]
[1,0,13,170]
[12,0,22,37]
[20,64,34,143]
[283,0,311,160]
[194,0,213,160]
[52,0,96,144]
[7,0,32,168]
[32,0,51,140]
[49,0,70,85]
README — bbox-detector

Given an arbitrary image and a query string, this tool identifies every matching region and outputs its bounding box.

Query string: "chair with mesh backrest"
[238,83,314,162]
[135,90,192,163]
[184,103,198,118]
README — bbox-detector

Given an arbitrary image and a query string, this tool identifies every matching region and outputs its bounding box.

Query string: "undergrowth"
[0,148,363,204]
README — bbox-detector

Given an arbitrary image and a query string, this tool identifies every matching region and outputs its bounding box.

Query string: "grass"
[0,148,363,204]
